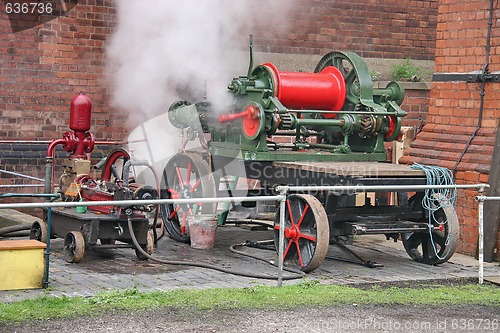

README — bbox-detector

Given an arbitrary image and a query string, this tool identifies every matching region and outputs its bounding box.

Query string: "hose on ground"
[0,224,32,238]
[127,218,305,280]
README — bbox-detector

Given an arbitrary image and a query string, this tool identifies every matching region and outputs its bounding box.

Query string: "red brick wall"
[253,0,438,60]
[0,1,121,193]
[401,0,500,258]
[0,0,437,190]
[0,0,121,142]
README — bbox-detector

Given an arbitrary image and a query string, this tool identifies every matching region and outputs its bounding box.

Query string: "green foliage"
[392,57,422,81]
[0,283,499,323]
[370,69,381,81]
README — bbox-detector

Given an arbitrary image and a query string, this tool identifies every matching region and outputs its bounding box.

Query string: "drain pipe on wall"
[452,0,494,178]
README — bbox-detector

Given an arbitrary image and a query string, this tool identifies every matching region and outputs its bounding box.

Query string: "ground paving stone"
[1,226,499,303]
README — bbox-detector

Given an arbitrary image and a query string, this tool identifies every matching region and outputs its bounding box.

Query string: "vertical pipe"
[44,157,53,194]
[478,197,484,285]
[43,207,52,288]
[278,192,286,287]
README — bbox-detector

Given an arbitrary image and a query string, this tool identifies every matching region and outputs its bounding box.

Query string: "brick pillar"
[400,0,500,259]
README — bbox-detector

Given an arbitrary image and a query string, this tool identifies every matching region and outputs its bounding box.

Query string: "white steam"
[106,0,298,124]
[105,0,297,181]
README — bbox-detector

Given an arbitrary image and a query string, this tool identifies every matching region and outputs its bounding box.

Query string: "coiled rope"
[410,163,457,260]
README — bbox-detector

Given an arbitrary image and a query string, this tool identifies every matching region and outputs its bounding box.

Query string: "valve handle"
[218,106,258,123]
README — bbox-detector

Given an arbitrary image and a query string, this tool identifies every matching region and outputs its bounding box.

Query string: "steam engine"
[167,51,406,164]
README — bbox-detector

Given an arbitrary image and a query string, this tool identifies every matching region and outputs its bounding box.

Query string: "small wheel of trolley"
[64,231,85,263]
[29,220,48,243]
[135,231,154,260]
[160,153,216,243]
[402,194,459,265]
[274,194,330,272]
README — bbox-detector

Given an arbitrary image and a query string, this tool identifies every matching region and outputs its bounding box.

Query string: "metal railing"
[0,169,45,189]
[0,183,493,287]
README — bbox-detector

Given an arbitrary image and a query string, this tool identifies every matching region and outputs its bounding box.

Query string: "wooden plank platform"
[484,276,500,286]
[273,161,426,177]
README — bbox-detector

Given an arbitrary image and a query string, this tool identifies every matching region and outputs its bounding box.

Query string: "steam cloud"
[105,0,298,181]
[106,0,297,126]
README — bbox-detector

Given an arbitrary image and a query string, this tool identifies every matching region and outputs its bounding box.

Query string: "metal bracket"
[433,72,500,83]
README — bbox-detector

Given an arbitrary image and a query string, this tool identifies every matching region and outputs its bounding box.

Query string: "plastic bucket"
[188,215,218,250]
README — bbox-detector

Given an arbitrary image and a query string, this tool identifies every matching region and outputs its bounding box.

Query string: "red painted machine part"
[384,116,397,140]
[218,105,261,138]
[263,63,346,118]
[74,174,115,214]
[101,149,130,182]
[70,92,92,132]
[242,105,260,138]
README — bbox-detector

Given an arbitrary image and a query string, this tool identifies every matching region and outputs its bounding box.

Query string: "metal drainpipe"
[452,0,494,178]
[43,138,66,289]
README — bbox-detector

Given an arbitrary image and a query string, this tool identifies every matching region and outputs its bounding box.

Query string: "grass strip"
[1,282,499,323]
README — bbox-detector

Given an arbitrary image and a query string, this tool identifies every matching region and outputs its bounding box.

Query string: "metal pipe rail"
[0,195,287,286]
[475,195,500,285]
[277,183,490,286]
[276,184,489,193]
[0,183,490,288]
[0,196,284,210]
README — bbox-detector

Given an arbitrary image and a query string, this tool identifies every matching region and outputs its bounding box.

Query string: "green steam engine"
[161,44,458,273]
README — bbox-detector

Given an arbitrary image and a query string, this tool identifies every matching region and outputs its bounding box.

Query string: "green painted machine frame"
[167,42,406,163]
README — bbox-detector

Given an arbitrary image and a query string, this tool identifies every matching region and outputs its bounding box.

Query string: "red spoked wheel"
[274,194,329,272]
[160,153,216,243]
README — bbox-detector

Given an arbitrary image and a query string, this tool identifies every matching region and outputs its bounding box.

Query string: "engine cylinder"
[70,92,92,132]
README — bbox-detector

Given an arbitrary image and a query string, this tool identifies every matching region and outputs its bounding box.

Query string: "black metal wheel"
[274,194,330,272]
[402,195,459,265]
[29,220,48,243]
[64,231,85,263]
[135,231,154,260]
[160,153,216,243]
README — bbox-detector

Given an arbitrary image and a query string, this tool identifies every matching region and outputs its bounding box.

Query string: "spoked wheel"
[274,194,329,272]
[160,153,216,243]
[64,231,85,263]
[101,148,131,183]
[29,220,48,243]
[315,51,372,109]
[402,195,459,265]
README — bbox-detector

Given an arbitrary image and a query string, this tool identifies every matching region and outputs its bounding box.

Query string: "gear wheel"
[279,114,293,130]
[360,116,377,136]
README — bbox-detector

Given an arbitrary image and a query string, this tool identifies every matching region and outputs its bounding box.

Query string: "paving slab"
[1,224,499,303]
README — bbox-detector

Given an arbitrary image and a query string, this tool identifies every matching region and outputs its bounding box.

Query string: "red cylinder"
[70,92,92,132]
[263,63,346,115]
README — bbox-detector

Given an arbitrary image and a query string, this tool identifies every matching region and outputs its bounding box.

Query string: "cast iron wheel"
[273,194,329,272]
[29,220,48,243]
[315,51,373,110]
[160,153,216,243]
[63,231,85,263]
[135,231,154,260]
[402,195,459,265]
